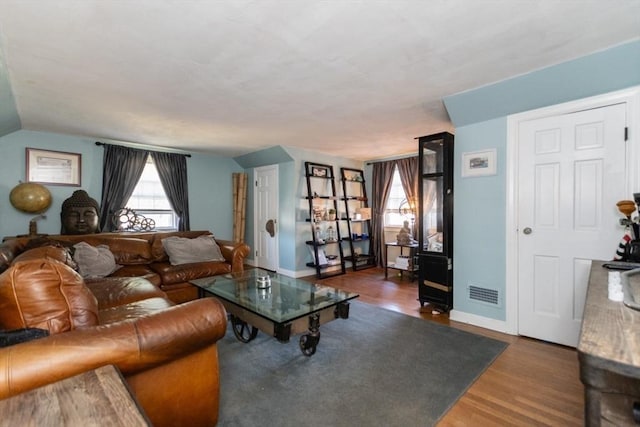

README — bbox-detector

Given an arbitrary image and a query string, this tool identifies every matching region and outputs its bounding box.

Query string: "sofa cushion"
[91,237,153,265]
[97,297,175,324]
[0,258,99,334]
[84,276,168,310]
[108,265,162,286]
[73,242,121,278]
[150,261,231,286]
[13,246,78,271]
[161,235,225,265]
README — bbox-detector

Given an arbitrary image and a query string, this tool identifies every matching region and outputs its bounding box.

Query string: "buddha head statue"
[60,190,101,234]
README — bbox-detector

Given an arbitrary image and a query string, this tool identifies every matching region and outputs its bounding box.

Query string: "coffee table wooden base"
[220,300,351,356]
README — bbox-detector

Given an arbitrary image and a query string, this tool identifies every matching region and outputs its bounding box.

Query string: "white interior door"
[254,165,279,272]
[517,103,627,347]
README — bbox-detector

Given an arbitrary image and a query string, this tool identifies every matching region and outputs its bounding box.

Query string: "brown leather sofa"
[0,245,228,426]
[0,230,251,303]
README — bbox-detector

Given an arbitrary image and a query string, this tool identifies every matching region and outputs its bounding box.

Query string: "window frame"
[125,158,178,231]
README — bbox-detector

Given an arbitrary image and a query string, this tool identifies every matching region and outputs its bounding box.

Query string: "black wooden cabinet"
[417,132,454,311]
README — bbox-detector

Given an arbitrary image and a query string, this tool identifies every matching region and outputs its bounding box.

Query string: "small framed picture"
[311,166,328,178]
[461,149,497,178]
[26,148,82,186]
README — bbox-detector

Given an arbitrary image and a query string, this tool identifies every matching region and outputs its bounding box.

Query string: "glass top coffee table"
[191,269,359,356]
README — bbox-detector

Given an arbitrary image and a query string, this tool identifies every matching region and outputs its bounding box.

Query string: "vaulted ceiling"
[0,1,638,160]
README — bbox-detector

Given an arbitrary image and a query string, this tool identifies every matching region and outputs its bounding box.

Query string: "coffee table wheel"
[299,333,320,356]
[230,315,258,343]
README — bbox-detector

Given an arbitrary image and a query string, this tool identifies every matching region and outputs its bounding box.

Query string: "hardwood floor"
[314,267,585,426]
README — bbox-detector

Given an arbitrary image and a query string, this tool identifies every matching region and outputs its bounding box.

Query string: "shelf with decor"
[340,167,375,271]
[304,161,346,279]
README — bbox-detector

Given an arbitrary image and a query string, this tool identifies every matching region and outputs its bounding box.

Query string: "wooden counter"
[578,261,640,426]
[0,365,149,426]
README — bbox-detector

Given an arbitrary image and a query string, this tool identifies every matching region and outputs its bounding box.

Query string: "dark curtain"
[371,161,396,267]
[99,145,149,231]
[151,151,190,231]
[395,156,419,239]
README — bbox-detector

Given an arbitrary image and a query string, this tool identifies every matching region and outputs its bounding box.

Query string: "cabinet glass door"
[422,176,443,252]
[421,140,444,174]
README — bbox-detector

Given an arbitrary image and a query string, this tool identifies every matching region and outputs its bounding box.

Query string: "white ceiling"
[0,1,638,161]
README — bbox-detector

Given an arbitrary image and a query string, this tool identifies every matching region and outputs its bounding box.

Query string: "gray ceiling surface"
[0,0,638,160]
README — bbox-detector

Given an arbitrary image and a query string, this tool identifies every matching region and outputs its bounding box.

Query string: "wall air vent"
[468,285,500,306]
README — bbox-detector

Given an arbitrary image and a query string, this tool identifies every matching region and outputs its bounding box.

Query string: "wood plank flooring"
[312,267,584,426]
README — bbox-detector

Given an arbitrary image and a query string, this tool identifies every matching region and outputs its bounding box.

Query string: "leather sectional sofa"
[0,230,251,303]
[0,230,250,426]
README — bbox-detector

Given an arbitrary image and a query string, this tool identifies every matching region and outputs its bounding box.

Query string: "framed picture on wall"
[461,149,497,178]
[26,148,81,186]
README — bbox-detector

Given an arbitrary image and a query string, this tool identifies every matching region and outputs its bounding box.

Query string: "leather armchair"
[0,252,228,427]
[0,297,227,427]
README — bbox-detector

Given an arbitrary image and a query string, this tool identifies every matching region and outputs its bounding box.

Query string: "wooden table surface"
[578,261,640,377]
[0,365,149,427]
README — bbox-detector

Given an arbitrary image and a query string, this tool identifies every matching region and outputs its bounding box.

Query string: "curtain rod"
[365,153,418,165]
[95,141,192,158]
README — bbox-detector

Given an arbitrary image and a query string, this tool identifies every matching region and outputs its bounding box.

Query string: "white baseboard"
[449,310,517,335]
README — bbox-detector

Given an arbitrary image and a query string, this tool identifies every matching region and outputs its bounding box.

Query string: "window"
[384,166,414,227]
[125,157,178,230]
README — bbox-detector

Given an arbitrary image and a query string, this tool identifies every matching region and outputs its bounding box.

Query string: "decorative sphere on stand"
[9,182,52,213]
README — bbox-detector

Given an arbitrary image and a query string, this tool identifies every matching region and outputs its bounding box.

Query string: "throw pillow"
[72,242,121,278]
[161,235,225,265]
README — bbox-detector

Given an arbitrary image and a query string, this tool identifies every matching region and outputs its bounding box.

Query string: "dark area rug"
[217,300,507,427]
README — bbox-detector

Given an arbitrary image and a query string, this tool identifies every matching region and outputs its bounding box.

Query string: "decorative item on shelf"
[394,255,410,269]
[396,220,416,245]
[111,208,156,232]
[356,207,371,220]
[326,225,337,242]
[312,206,324,222]
[311,166,328,177]
[315,224,325,244]
[328,208,336,221]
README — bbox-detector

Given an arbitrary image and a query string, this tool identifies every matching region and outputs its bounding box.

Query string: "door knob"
[523,227,532,235]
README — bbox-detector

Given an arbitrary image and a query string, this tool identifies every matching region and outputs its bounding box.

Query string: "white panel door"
[518,103,627,347]
[254,165,278,272]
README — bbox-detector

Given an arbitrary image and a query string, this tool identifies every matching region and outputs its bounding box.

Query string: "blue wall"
[0,130,243,239]
[452,119,507,319]
[444,39,640,322]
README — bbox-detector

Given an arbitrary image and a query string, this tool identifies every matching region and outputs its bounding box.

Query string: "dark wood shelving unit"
[340,167,375,271]
[304,161,346,279]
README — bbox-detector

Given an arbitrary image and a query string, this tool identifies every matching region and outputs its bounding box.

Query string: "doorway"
[506,86,640,346]
[254,165,279,272]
